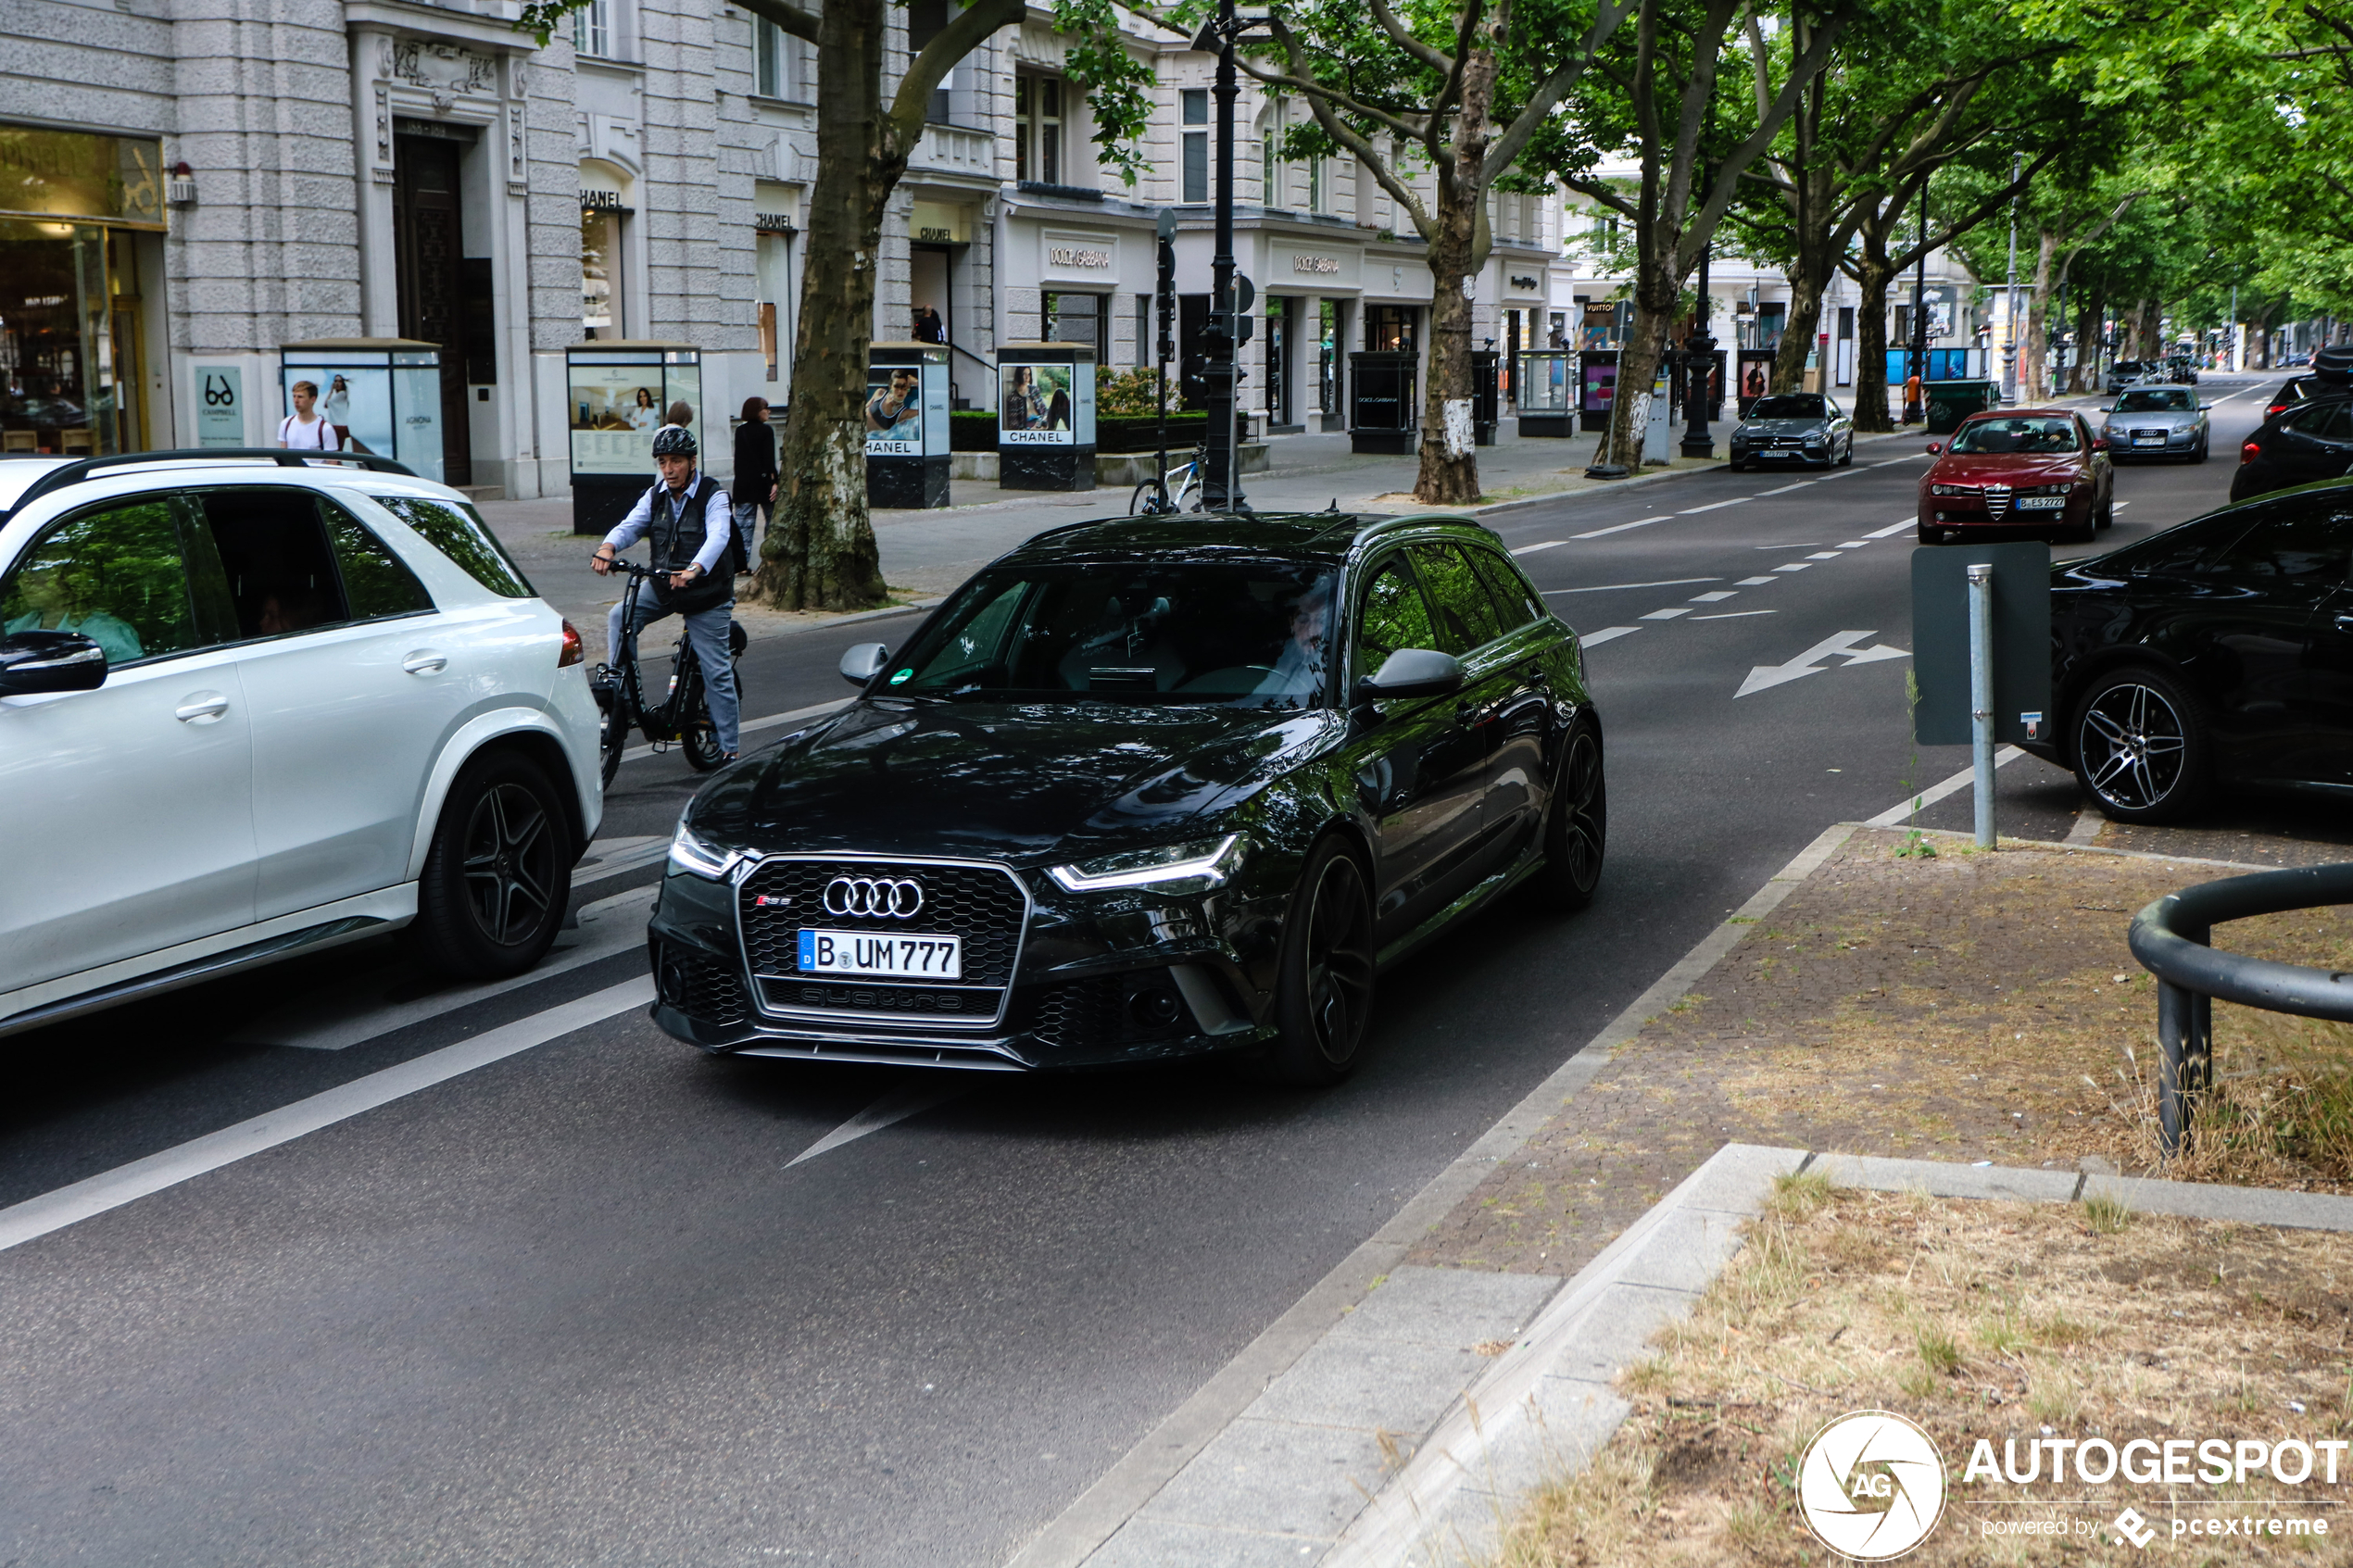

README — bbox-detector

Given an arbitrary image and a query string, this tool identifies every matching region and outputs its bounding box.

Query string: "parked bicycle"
[1129,441,1207,516]
[592,557,746,786]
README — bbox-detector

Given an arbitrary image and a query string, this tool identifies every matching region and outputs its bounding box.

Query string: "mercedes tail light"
[559,619,585,667]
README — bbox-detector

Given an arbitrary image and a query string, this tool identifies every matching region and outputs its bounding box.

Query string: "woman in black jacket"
[733,396,778,570]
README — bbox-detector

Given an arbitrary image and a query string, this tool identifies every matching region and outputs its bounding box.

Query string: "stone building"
[0,0,1571,495]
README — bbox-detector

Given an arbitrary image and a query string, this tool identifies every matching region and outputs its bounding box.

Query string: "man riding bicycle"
[591,426,745,761]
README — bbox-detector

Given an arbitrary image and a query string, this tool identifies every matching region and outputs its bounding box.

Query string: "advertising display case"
[1735,348,1778,417]
[1578,349,1619,433]
[565,342,701,535]
[996,342,1095,491]
[279,340,442,482]
[1516,349,1573,436]
[1348,350,1416,455]
[866,342,950,508]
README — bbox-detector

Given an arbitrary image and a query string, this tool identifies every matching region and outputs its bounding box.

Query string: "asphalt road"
[0,376,2279,1565]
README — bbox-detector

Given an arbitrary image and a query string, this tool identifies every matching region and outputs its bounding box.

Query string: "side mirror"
[0,631,107,696]
[1352,647,1464,705]
[838,642,891,687]
[1925,442,1943,456]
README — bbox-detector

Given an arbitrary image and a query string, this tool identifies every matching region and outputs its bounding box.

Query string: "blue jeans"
[607,591,740,755]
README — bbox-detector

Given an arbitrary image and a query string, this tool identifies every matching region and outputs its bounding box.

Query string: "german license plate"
[2015,496,2066,509]
[797,930,963,979]
[2133,436,2165,446]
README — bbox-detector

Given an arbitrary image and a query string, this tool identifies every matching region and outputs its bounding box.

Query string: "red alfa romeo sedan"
[1916,408,2115,545]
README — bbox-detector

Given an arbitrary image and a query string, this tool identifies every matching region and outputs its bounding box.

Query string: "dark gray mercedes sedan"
[1728,393,1855,470]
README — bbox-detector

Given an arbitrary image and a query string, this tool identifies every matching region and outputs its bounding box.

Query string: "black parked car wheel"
[1269,837,1378,1085]
[1531,722,1606,909]
[2072,666,2211,824]
[416,751,573,977]
[2191,433,2208,464]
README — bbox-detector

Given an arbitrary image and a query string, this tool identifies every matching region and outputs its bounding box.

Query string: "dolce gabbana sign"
[1048,245,1112,268]
[1273,245,1358,289]
[1041,231,1119,279]
[1292,255,1340,275]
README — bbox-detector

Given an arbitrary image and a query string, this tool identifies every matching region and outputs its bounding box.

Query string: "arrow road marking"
[1735,631,1911,697]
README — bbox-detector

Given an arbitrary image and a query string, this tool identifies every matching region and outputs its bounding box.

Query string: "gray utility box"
[1911,542,2052,747]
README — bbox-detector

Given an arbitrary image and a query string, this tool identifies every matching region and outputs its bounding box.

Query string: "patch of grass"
[1916,1323,1964,1376]
[1763,1169,1833,1222]
[2082,1192,2133,1232]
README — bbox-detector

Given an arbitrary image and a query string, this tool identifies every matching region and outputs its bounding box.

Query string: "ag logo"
[1796,1410,1946,1560]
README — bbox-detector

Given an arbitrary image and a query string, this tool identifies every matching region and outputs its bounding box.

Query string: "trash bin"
[1925,379,2000,434]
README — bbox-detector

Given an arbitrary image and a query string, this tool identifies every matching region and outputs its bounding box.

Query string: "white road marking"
[1866,747,2026,826]
[1578,626,1641,646]
[1755,542,1822,549]
[1571,515,1674,539]
[1736,576,1779,586]
[1865,519,1916,539]
[2112,499,2131,508]
[623,697,849,764]
[1755,483,1814,495]
[573,835,671,886]
[1772,562,1811,572]
[786,1084,969,1169]
[1689,590,1739,602]
[2066,809,2104,846]
[1542,577,1720,595]
[1678,497,1751,514]
[1735,630,1910,697]
[1508,540,1567,556]
[0,978,655,1254]
[242,884,659,1051]
[1805,551,1843,560]
[1871,454,1930,466]
[1641,607,1692,621]
[1690,609,1777,621]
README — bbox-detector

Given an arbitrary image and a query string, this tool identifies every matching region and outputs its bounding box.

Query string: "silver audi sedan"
[1727,393,1855,470]
[2100,383,2210,463]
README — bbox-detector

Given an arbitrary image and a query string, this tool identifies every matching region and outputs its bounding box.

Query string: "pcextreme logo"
[1798,1411,1949,1560]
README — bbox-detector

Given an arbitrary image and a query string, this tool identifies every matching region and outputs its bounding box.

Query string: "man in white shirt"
[591,426,742,759]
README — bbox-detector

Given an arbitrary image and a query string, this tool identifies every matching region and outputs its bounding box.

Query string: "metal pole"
[2229,282,2239,373]
[1680,222,1715,458]
[1968,561,1994,848]
[1200,0,1244,510]
[1909,185,1928,420]
[2001,153,2019,403]
[1154,209,1176,511]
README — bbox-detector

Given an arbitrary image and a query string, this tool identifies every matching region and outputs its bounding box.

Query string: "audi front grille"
[735,856,1030,1029]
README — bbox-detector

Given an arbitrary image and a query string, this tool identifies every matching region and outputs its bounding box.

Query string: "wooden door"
[392,135,472,486]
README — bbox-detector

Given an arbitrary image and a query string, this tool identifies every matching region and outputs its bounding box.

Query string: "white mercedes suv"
[0,449,602,1038]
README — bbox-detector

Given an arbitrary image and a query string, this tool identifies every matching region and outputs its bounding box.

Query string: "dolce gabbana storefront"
[0,123,168,456]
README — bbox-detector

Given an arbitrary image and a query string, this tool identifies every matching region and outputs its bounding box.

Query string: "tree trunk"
[1770,276,1824,395]
[756,0,893,612]
[2021,229,2058,401]
[2068,287,2102,393]
[1603,254,1679,468]
[1853,255,1894,433]
[2133,298,2162,361]
[1412,33,1495,506]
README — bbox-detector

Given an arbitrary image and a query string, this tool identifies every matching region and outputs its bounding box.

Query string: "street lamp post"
[2001,153,2020,403]
[1908,184,1928,422]
[1680,235,1715,458]
[1191,0,1262,511]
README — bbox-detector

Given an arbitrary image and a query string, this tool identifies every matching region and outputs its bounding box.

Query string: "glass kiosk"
[278,339,444,482]
[565,342,702,536]
[1348,350,1417,455]
[996,343,1096,491]
[1516,349,1573,437]
[866,342,950,508]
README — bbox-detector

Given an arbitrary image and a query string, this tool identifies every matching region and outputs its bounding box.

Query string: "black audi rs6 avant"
[646,511,1606,1083]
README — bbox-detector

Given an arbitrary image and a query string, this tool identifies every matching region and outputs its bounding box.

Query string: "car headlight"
[1048,834,1247,893]
[1931,483,1969,496]
[669,816,749,880]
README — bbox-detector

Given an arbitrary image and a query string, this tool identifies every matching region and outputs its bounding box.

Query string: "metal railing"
[2128,862,2353,1157]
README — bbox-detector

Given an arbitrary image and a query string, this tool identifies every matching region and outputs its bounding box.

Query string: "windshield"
[1746,395,1826,420]
[884,557,1340,708]
[1949,417,2081,455]
[2115,389,2193,413]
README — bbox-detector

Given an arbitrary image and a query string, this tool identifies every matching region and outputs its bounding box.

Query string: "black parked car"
[648,512,1606,1082]
[2230,396,2353,502]
[2263,375,2315,420]
[2028,480,2353,822]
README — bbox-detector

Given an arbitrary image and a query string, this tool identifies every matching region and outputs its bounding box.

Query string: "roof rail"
[2,447,420,521]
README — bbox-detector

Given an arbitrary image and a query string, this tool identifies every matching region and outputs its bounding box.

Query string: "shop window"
[1366,305,1416,354]
[581,202,624,335]
[1016,75,1063,186]
[1181,90,1208,203]
[1042,292,1106,352]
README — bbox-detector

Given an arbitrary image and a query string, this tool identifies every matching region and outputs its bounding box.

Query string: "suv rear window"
[370,494,535,598]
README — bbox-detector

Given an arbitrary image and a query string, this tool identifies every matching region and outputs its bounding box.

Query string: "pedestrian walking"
[277,381,341,450]
[733,395,777,569]
[1903,370,1924,425]
[591,426,741,762]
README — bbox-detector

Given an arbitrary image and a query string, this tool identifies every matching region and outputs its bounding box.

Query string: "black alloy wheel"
[1838,436,1855,467]
[2072,666,2210,824]
[1269,838,1378,1085]
[1532,721,1607,909]
[416,751,573,977]
[2191,433,2209,464]
[2061,504,2098,545]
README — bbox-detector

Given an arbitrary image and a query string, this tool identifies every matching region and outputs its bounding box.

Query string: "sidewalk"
[470,429,1792,659]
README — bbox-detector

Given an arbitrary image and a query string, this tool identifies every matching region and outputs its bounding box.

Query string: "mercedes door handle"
[402,651,448,675]
[174,692,230,723]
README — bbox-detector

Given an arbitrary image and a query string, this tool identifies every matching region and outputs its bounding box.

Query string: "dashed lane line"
[1689,590,1738,602]
[1755,483,1815,495]
[1509,540,1567,556]
[1690,609,1777,621]
[1640,608,1692,621]
[1678,496,1751,514]
[0,978,656,1255]
[1805,552,1843,559]
[1541,577,1720,595]
[1571,515,1674,539]
[1578,626,1641,647]
[1772,562,1812,572]
[1736,576,1779,585]
[1865,519,1916,538]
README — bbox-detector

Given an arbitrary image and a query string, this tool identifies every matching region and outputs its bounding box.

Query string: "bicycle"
[1129,441,1207,515]
[591,558,747,787]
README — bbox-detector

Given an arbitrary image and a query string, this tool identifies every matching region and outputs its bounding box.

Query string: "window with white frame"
[1261,98,1287,207]
[1016,74,1063,185]
[755,19,801,99]
[1307,154,1324,214]
[573,0,610,57]
[1181,89,1208,203]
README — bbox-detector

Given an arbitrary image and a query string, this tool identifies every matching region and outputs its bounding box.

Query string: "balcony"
[912,123,997,182]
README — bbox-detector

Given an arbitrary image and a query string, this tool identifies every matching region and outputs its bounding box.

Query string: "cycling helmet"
[651,425,698,458]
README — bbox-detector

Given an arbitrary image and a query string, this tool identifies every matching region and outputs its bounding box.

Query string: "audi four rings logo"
[823,876,925,918]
